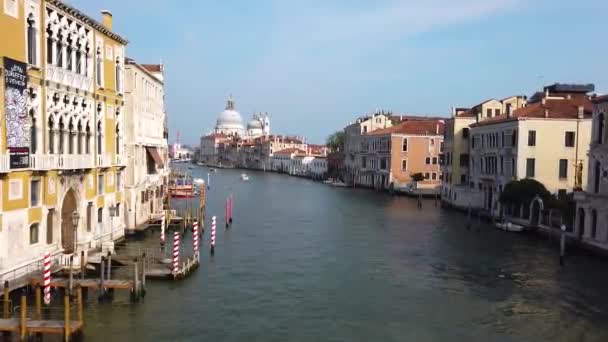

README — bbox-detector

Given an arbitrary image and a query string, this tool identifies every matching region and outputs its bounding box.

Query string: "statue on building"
[574,160,584,191]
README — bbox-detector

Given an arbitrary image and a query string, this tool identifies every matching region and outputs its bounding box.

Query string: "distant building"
[361,119,445,191]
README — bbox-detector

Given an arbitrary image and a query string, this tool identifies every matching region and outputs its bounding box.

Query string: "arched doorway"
[61,189,78,254]
[577,208,585,239]
[529,196,544,227]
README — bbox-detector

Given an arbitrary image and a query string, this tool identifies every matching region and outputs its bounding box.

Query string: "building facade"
[0,0,127,278]
[361,120,444,191]
[123,58,169,232]
[574,95,608,247]
[467,84,593,216]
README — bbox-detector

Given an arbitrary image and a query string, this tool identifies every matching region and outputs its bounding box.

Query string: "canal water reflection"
[83,166,608,341]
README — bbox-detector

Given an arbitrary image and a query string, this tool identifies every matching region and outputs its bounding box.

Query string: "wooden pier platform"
[29,277,133,290]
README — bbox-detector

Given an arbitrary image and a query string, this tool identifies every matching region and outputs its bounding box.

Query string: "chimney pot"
[542,98,546,105]
[101,10,113,30]
[578,106,584,118]
[544,109,549,118]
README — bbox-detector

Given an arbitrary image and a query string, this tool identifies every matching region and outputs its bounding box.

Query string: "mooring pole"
[69,255,74,295]
[35,285,41,320]
[64,291,70,342]
[107,251,112,281]
[80,251,86,280]
[3,281,9,319]
[560,224,566,267]
[20,295,26,341]
[77,285,83,325]
[99,257,105,300]
[141,253,147,295]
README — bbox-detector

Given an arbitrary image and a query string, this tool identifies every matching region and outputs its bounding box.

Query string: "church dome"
[217,109,244,127]
[247,119,263,129]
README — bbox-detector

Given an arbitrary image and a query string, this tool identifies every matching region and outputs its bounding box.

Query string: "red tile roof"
[593,94,608,104]
[274,148,307,155]
[204,133,229,139]
[141,64,163,73]
[471,97,592,127]
[367,119,445,136]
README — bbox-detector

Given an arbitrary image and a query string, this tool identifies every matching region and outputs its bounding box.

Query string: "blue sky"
[71,0,608,145]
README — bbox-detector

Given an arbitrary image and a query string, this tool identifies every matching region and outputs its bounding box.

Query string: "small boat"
[495,222,525,232]
[194,178,205,184]
[241,173,249,181]
[210,168,217,172]
[324,179,347,187]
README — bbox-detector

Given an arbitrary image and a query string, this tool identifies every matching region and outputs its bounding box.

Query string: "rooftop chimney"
[578,106,584,119]
[435,122,439,135]
[544,109,549,118]
[101,10,113,30]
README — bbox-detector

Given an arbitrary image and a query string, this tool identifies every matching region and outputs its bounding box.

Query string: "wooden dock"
[0,287,84,341]
[29,277,133,290]
[146,256,199,280]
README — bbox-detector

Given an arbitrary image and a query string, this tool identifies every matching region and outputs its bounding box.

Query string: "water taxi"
[241,173,249,181]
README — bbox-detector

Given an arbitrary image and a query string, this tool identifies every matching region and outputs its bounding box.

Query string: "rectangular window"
[494,108,500,117]
[528,130,536,146]
[432,157,438,165]
[402,138,408,152]
[559,159,568,179]
[361,156,367,168]
[462,128,470,139]
[97,174,104,194]
[461,174,467,184]
[526,158,535,178]
[401,159,407,171]
[440,142,444,152]
[116,171,122,190]
[380,158,387,170]
[512,130,518,146]
[565,131,575,147]
[425,157,431,165]
[87,203,92,232]
[30,179,41,207]
[30,224,39,244]
[431,173,437,180]
[486,108,492,117]
[424,173,430,179]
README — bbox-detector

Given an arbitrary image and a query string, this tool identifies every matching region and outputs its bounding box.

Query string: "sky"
[71,0,608,146]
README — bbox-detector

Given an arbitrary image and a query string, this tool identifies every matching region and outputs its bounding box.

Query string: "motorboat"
[194,178,205,185]
[241,173,249,181]
[495,221,525,232]
[324,178,347,187]
[210,168,217,172]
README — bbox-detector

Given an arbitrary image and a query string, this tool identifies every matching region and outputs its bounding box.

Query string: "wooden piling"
[3,281,9,319]
[107,252,112,281]
[132,258,139,301]
[141,254,147,294]
[20,295,26,341]
[80,251,85,280]
[99,257,105,300]
[35,285,42,320]
[69,255,74,295]
[77,286,83,325]
[63,292,70,342]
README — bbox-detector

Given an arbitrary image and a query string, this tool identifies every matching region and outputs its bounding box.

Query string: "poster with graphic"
[3,57,29,169]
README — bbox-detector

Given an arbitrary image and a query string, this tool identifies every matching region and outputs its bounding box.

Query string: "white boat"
[331,181,348,187]
[194,178,205,185]
[495,222,525,232]
[241,173,249,181]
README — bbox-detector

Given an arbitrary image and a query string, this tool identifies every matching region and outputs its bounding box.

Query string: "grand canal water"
[82,166,608,341]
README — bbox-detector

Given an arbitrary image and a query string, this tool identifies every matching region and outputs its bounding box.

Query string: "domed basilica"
[215,95,270,138]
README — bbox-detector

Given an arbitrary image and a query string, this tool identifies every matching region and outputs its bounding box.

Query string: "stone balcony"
[0,154,8,173]
[113,154,126,167]
[30,154,94,170]
[96,154,112,168]
[46,65,93,92]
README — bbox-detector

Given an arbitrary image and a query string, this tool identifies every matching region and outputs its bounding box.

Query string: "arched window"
[591,209,598,239]
[84,45,90,77]
[97,121,103,154]
[29,109,37,154]
[46,210,53,244]
[77,121,83,154]
[58,117,65,154]
[116,203,120,217]
[46,26,53,64]
[27,14,36,65]
[56,32,63,68]
[598,113,605,144]
[76,42,82,74]
[594,161,601,194]
[68,119,74,154]
[66,36,73,71]
[115,58,121,92]
[29,223,39,244]
[96,47,102,86]
[85,124,91,154]
[97,207,103,224]
[115,124,120,154]
[48,116,55,154]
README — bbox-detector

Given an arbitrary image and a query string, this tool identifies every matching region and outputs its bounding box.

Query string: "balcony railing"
[31,154,94,170]
[46,65,93,92]
[114,154,126,166]
[0,154,9,173]
[96,154,111,168]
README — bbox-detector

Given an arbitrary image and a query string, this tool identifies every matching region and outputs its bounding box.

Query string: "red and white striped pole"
[43,252,51,305]
[193,221,199,260]
[172,231,180,275]
[160,211,166,245]
[210,216,216,255]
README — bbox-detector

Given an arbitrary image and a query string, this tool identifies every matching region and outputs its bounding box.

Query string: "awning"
[146,147,164,168]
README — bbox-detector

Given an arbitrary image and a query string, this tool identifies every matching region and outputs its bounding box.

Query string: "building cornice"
[48,0,129,45]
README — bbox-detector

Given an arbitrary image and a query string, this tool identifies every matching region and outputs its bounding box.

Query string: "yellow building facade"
[0,0,127,278]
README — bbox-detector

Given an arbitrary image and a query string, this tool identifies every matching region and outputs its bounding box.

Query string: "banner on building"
[3,57,29,169]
